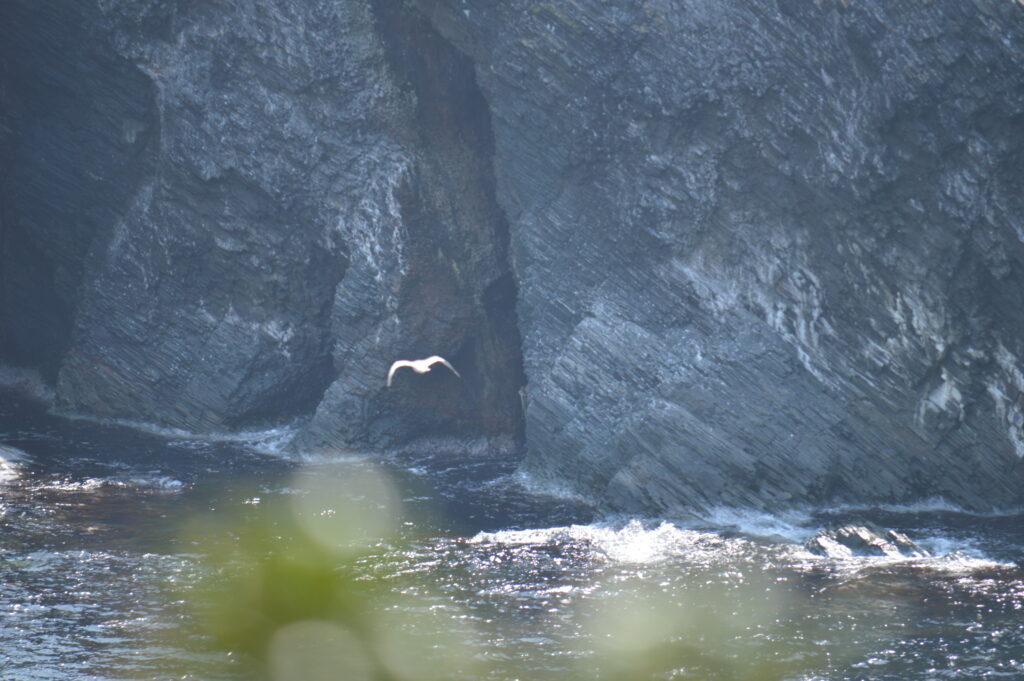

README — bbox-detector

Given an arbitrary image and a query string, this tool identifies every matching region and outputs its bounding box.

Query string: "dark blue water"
[1,388,1022,680]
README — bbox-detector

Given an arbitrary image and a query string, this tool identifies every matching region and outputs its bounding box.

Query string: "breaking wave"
[0,443,29,483]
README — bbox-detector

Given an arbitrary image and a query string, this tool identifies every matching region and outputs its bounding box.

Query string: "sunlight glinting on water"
[471,520,753,565]
[2,391,1023,681]
[0,444,28,483]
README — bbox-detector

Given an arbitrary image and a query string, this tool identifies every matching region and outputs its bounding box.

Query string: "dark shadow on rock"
[0,0,158,381]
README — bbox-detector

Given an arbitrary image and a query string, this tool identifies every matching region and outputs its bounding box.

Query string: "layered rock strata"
[2,0,1023,513]
[421,0,1024,513]
[1,0,523,448]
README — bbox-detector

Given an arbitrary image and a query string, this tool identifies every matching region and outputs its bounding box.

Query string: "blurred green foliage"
[180,464,858,681]
[182,463,486,681]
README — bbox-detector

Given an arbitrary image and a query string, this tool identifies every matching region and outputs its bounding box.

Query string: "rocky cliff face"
[421,0,1024,514]
[2,0,1023,514]
[1,0,524,449]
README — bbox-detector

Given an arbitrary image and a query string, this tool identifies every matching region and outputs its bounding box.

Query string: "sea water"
[0,389,1022,680]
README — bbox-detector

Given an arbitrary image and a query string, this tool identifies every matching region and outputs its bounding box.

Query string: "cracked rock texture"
[2,0,1024,514]
[1,0,524,447]
[422,0,1024,513]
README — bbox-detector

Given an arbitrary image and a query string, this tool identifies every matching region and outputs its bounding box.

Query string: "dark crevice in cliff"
[370,0,526,446]
[0,0,158,382]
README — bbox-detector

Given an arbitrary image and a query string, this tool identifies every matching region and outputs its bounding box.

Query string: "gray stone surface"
[422,0,1024,513]
[2,0,523,444]
[804,524,930,559]
[2,0,1023,514]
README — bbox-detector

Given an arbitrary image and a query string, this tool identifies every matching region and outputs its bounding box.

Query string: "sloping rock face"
[420,0,1024,513]
[2,0,1023,514]
[1,0,523,446]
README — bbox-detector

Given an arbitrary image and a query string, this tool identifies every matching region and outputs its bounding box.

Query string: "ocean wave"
[28,474,186,495]
[470,519,754,564]
[693,506,817,544]
[469,515,1018,574]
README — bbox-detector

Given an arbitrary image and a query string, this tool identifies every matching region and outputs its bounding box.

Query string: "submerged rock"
[804,525,930,559]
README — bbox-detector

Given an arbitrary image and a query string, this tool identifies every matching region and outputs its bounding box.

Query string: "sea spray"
[0,443,29,483]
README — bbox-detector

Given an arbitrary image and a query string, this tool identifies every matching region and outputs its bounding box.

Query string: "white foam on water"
[44,478,108,493]
[471,506,1018,574]
[824,497,1024,518]
[0,365,55,403]
[926,551,1013,572]
[787,530,1017,573]
[802,501,1021,569]
[696,506,817,544]
[125,475,186,493]
[30,473,186,495]
[56,410,302,456]
[233,426,303,456]
[0,444,30,483]
[820,550,1013,575]
[913,532,973,558]
[276,448,374,465]
[0,460,21,484]
[912,534,1016,570]
[470,519,748,565]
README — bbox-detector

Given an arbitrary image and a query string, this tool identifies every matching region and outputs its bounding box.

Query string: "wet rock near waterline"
[804,524,931,559]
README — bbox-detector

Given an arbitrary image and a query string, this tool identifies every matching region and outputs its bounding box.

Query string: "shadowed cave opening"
[0,0,158,382]
[367,0,527,447]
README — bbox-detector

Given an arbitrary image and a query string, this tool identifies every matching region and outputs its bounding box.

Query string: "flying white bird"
[386,355,461,387]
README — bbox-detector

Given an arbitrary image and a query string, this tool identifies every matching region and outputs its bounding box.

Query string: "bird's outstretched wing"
[426,355,461,378]
[387,360,416,387]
